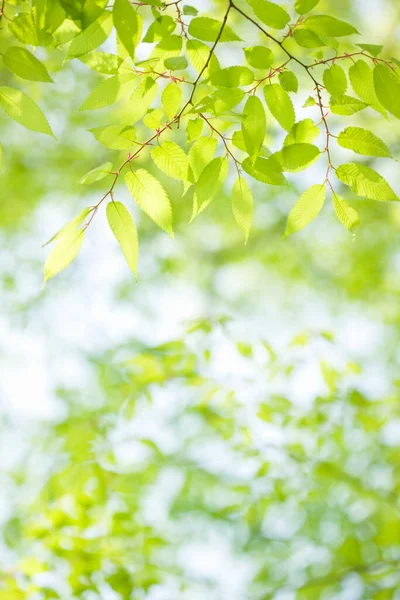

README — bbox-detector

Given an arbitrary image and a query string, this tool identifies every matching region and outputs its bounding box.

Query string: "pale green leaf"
[3,47,53,82]
[164,56,188,70]
[125,77,158,123]
[244,46,273,69]
[161,82,182,119]
[79,73,136,111]
[242,95,266,159]
[304,14,359,36]
[332,192,360,232]
[67,12,113,58]
[193,157,228,216]
[284,184,326,236]
[79,51,122,74]
[349,60,385,115]
[188,136,218,181]
[323,64,347,96]
[275,143,320,172]
[263,83,295,131]
[42,207,91,247]
[0,86,54,136]
[246,0,290,29]
[295,0,320,15]
[329,95,367,115]
[106,201,138,277]
[373,64,400,119]
[279,71,298,93]
[151,141,189,181]
[125,169,173,235]
[242,156,286,185]
[113,0,142,58]
[336,163,398,201]
[210,66,254,88]
[188,17,241,42]
[187,118,204,141]
[232,176,253,242]
[90,124,136,149]
[337,127,391,157]
[79,161,113,184]
[356,43,383,57]
[186,39,220,75]
[143,16,175,43]
[43,229,85,285]
[284,119,320,146]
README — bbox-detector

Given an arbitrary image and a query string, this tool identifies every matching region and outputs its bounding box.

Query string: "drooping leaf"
[188,136,218,181]
[263,83,295,131]
[373,64,400,119]
[284,184,326,237]
[67,12,113,58]
[232,176,253,242]
[349,60,385,115]
[188,17,241,42]
[193,157,228,216]
[43,228,85,285]
[246,0,290,30]
[125,169,174,236]
[125,77,158,123]
[161,82,182,119]
[323,63,347,96]
[3,47,53,82]
[332,192,360,232]
[0,86,54,136]
[106,201,138,277]
[329,95,367,115]
[242,95,266,159]
[304,14,359,37]
[337,127,391,158]
[275,143,320,172]
[336,163,398,201]
[42,207,91,247]
[151,141,189,181]
[79,162,114,184]
[113,0,142,58]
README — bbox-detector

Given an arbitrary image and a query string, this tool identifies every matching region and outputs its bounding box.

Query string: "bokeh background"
[1,0,400,598]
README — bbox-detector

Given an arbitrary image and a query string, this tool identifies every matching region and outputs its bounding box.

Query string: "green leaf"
[147,35,182,71]
[3,47,53,82]
[284,184,326,237]
[151,141,189,181]
[232,176,253,242]
[337,127,391,158]
[244,46,273,69]
[143,16,175,43]
[125,77,158,123]
[332,192,360,232]
[293,28,326,48]
[242,95,266,159]
[204,88,245,114]
[161,82,182,119]
[79,73,136,110]
[263,83,295,131]
[304,14,359,37]
[349,60,385,115]
[323,64,347,96]
[90,124,136,149]
[143,108,163,129]
[79,51,122,74]
[373,64,400,119]
[279,71,298,93]
[125,169,174,235]
[188,17,241,42]
[0,143,2,171]
[43,228,85,285]
[0,86,54,136]
[187,118,204,141]
[188,136,218,181]
[294,0,320,15]
[242,156,286,185]
[164,56,188,70]
[186,39,220,75]
[329,95,367,116]
[284,119,320,146]
[42,207,91,247]
[246,0,290,29]
[336,163,398,201]
[275,143,320,172]
[193,157,228,216]
[79,161,113,184]
[106,201,138,277]
[356,43,383,57]
[210,66,254,88]
[183,5,197,15]
[67,12,113,58]
[113,0,142,58]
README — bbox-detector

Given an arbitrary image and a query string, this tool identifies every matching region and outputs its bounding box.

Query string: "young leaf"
[244,46,273,69]
[125,77,158,123]
[188,17,241,42]
[42,207,91,247]
[336,163,398,201]
[284,119,320,146]
[187,39,220,74]
[79,51,122,74]
[356,43,383,57]
[151,141,189,181]
[242,95,266,160]
[79,162,114,184]
[90,125,137,149]
[279,71,298,93]
[67,12,113,58]
[193,157,228,215]
[293,28,326,48]
[187,118,204,142]
[0,86,54,136]
[349,60,385,115]
[143,16,175,43]
[294,0,320,15]
[164,56,188,70]
[337,127,391,158]
[304,14,359,37]
[232,176,253,243]
[161,82,182,119]
[3,47,53,82]
[275,143,320,172]
[210,66,254,88]
[242,156,286,185]
[323,64,347,96]
[284,184,326,237]
[329,95,367,116]
[125,169,174,236]
[373,64,400,119]
[113,0,142,58]
[43,229,85,285]
[246,0,290,30]
[79,73,136,111]
[263,83,295,131]
[188,136,218,181]
[332,192,360,232]
[106,201,138,277]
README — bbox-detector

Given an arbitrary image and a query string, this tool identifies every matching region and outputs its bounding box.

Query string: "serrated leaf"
[304,14,359,36]
[323,63,347,96]
[279,71,298,93]
[0,86,54,136]
[90,124,136,149]
[294,0,319,15]
[188,17,241,42]
[146,34,182,71]
[356,43,383,57]
[349,60,385,115]
[337,127,391,158]
[284,119,320,146]
[161,82,182,119]
[244,46,273,69]
[188,136,218,181]
[79,73,136,110]
[193,157,228,216]
[232,176,253,242]
[151,141,189,181]
[246,0,290,29]
[125,169,173,235]
[143,15,175,43]
[242,156,286,185]
[330,95,367,115]
[373,64,400,119]
[242,95,266,160]
[202,88,245,115]
[186,39,220,75]
[336,163,398,201]
[3,47,53,82]
[293,28,325,48]
[67,12,113,58]
[332,192,360,232]
[113,0,142,58]
[43,228,85,285]
[80,161,113,184]
[164,56,188,70]
[125,77,158,123]
[210,66,254,88]
[79,51,122,74]
[284,184,326,237]
[264,83,295,131]
[275,143,320,172]
[106,201,138,277]
[42,207,91,247]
